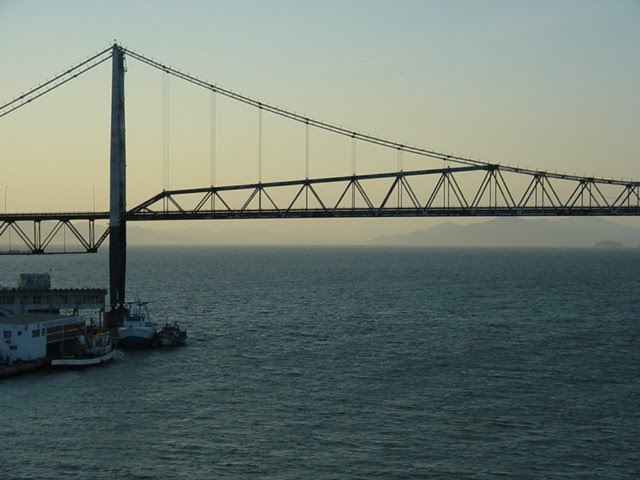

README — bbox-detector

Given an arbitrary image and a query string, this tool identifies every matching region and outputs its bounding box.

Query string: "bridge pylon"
[105,43,127,328]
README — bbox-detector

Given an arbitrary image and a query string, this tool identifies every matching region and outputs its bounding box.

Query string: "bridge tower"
[106,43,127,327]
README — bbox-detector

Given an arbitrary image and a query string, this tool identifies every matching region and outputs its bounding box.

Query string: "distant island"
[594,240,623,248]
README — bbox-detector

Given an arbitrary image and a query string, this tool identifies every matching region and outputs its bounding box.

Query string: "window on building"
[33,296,41,304]
[3,330,11,339]
[32,329,40,338]
[9,345,17,350]
[17,331,22,336]
[41,328,45,335]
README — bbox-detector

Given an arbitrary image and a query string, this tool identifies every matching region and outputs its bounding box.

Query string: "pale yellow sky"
[1,1,639,242]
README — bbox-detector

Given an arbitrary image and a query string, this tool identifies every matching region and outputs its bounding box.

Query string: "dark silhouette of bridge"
[1,44,639,319]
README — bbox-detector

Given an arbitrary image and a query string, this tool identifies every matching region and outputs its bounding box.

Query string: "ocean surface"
[0,246,638,479]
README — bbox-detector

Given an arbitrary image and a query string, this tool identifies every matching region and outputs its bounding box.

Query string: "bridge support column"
[106,44,127,328]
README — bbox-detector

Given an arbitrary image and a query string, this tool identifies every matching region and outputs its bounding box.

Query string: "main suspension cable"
[121,47,488,169]
[121,46,632,185]
[0,46,112,118]
[3,43,635,187]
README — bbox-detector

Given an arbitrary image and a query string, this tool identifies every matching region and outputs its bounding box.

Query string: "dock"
[0,359,48,379]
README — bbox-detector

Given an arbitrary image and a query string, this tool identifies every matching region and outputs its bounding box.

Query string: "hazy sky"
[1,1,638,242]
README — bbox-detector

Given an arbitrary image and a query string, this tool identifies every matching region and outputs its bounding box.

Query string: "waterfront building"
[0,314,85,363]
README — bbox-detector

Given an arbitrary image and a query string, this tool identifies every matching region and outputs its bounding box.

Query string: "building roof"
[0,288,106,293]
[0,313,78,326]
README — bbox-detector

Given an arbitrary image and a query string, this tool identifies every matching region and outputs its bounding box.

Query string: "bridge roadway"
[0,167,638,254]
[2,205,640,223]
[2,205,639,255]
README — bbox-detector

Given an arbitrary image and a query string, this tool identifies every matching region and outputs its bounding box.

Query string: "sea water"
[0,247,638,479]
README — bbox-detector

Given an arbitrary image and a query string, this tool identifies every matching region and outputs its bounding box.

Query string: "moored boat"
[51,330,115,367]
[118,301,156,348]
[155,322,187,347]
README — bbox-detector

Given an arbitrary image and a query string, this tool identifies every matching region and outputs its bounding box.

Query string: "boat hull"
[118,326,156,348]
[156,333,187,347]
[155,326,187,347]
[51,348,115,367]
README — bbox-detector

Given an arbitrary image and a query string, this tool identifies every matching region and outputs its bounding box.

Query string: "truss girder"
[0,219,108,255]
[0,166,638,254]
[612,184,640,210]
[127,166,640,221]
[518,174,561,209]
[470,169,516,211]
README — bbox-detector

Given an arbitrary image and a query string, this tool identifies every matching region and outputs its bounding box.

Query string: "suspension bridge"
[1,43,639,321]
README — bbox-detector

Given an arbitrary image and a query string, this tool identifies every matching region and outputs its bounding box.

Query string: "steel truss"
[0,167,638,254]
[129,165,640,220]
[0,215,109,255]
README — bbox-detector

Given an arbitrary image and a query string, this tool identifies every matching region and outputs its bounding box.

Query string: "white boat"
[118,301,156,348]
[51,330,115,367]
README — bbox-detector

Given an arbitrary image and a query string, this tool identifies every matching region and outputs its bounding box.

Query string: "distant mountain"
[369,218,640,247]
[41,218,640,248]
[594,240,623,248]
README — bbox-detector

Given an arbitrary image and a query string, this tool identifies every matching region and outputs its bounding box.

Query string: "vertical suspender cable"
[258,106,263,210]
[162,73,170,203]
[305,120,310,179]
[210,90,217,211]
[351,134,356,208]
[351,134,357,176]
[305,120,310,209]
[258,106,263,183]
[211,90,216,187]
[397,148,403,207]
